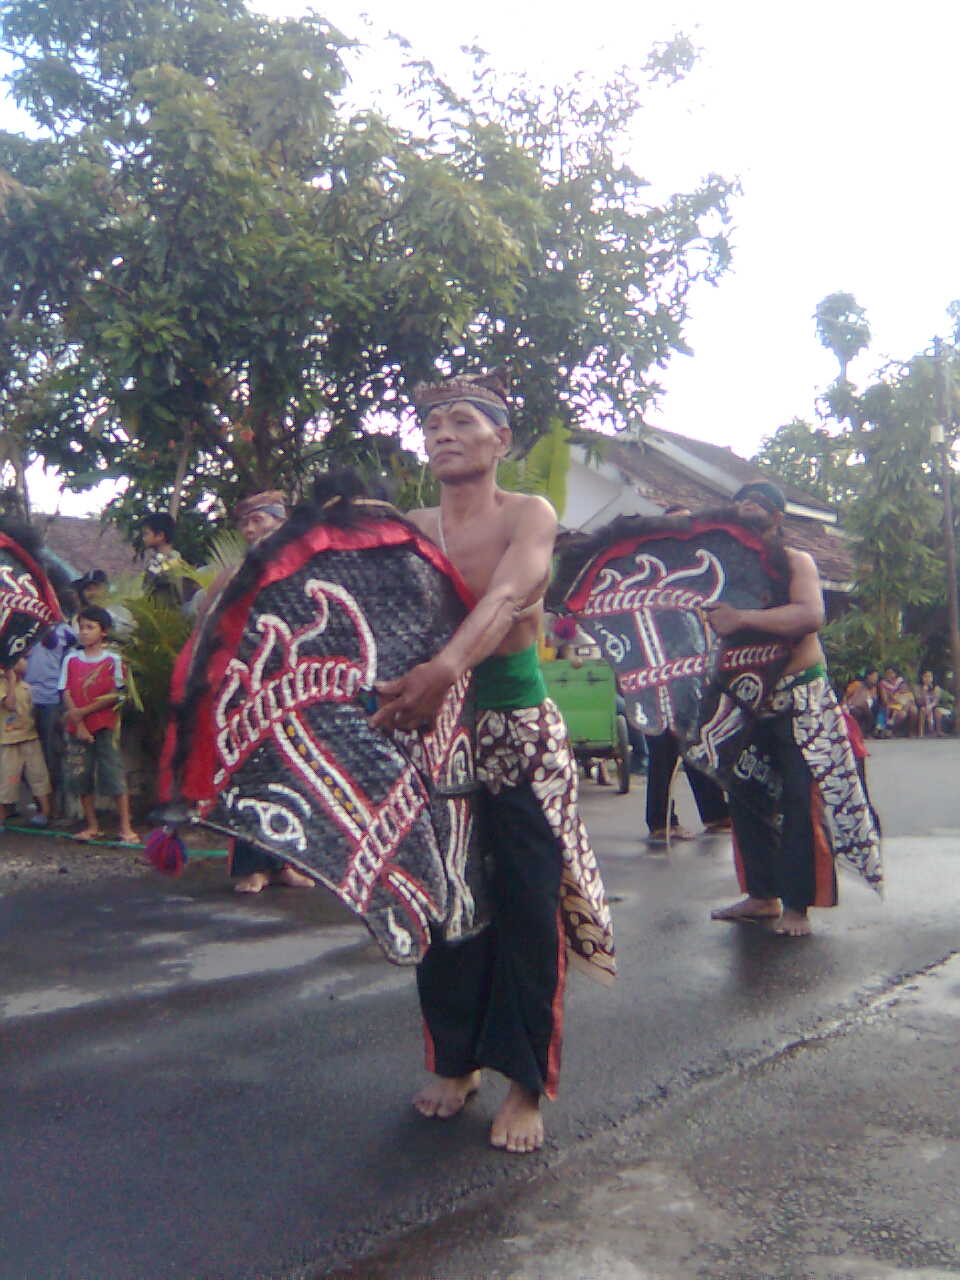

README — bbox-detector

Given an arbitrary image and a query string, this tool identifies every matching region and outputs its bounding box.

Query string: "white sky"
[13,0,960,511]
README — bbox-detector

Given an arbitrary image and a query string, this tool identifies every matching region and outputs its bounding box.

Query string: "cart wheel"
[615,715,631,794]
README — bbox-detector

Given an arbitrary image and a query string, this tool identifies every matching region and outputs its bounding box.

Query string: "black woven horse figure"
[550,508,792,803]
[0,516,63,668]
[160,476,485,967]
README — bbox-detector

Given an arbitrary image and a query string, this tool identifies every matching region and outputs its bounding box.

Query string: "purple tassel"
[145,825,187,876]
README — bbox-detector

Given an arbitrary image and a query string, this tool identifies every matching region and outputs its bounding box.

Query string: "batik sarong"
[730,668,883,907]
[475,699,615,982]
[417,652,614,1100]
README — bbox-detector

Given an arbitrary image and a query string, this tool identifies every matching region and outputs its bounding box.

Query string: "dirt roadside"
[0,823,227,891]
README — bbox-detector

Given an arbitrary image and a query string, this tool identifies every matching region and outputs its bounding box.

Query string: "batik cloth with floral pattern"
[476,698,616,983]
[766,671,883,895]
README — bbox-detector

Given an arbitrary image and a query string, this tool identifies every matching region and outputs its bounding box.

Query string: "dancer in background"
[705,482,881,936]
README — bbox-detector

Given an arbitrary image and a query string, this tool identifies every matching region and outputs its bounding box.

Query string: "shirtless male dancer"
[703,481,879,936]
[372,371,614,1154]
[221,492,315,895]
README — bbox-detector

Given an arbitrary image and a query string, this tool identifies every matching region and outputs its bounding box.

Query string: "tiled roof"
[575,429,854,588]
[639,427,838,514]
[34,514,140,583]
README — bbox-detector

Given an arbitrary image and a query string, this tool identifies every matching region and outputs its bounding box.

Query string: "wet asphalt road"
[1,738,958,1280]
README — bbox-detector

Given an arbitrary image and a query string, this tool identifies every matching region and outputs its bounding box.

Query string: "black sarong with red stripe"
[417,656,614,1100]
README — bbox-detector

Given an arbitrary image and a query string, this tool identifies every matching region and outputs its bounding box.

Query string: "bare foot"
[274,865,315,889]
[648,826,696,845]
[490,1082,544,1155]
[702,817,733,834]
[74,828,105,842]
[710,895,781,922]
[413,1071,481,1119]
[773,908,812,936]
[234,872,271,894]
[118,830,141,845]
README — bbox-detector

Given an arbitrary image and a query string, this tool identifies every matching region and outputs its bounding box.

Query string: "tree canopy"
[755,294,960,685]
[0,0,734,541]
[754,416,860,507]
[814,291,871,383]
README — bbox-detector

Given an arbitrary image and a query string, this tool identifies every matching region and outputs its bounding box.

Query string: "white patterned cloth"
[476,698,616,983]
[767,673,883,896]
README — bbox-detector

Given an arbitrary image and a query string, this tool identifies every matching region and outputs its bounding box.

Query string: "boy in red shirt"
[59,606,139,844]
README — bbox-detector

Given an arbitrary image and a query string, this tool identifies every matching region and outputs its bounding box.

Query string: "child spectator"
[0,656,52,826]
[25,613,76,817]
[59,606,139,844]
[141,512,195,608]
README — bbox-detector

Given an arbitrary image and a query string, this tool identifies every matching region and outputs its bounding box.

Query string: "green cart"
[541,658,632,794]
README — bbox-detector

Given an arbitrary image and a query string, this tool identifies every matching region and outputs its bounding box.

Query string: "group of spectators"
[2,600,137,842]
[844,665,955,739]
[0,502,269,843]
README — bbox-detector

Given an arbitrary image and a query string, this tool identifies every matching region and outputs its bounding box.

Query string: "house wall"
[560,451,659,531]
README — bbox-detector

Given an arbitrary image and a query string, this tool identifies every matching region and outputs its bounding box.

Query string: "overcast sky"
[13,0,960,512]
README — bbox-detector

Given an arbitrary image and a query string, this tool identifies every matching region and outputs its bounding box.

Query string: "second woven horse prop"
[157,480,486,967]
[0,518,63,667]
[551,507,793,817]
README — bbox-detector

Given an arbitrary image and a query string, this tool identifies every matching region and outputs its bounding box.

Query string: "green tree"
[814,291,871,382]
[400,46,736,449]
[820,352,954,671]
[754,417,860,506]
[1,0,734,534]
[755,303,959,683]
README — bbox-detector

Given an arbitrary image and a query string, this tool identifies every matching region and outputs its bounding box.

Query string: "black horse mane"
[549,506,791,607]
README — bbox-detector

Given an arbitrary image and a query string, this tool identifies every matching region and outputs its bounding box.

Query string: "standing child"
[25,611,76,818]
[0,657,52,825]
[59,606,139,844]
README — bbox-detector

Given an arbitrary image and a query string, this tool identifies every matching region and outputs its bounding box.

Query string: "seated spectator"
[878,665,918,738]
[844,667,880,737]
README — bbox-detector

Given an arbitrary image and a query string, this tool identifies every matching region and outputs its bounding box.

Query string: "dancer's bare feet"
[234,871,271,894]
[74,827,104,842]
[413,1070,481,1119]
[773,908,812,936]
[490,1082,544,1155]
[118,829,140,845]
[702,817,733,834]
[710,895,781,923]
[647,826,696,845]
[274,865,315,889]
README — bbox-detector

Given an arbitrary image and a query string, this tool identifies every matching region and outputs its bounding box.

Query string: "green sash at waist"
[781,661,826,689]
[474,645,548,710]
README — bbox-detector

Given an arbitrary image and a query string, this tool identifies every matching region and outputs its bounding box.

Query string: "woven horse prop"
[550,508,793,817]
[156,483,486,967]
[0,518,63,668]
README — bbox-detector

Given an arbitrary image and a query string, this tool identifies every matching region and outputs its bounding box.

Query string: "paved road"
[2,739,958,1279]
